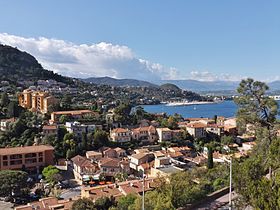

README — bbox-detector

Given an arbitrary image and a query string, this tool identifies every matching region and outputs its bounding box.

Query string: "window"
[39,157,43,162]
[3,156,7,160]
[10,160,22,165]
[10,154,22,159]
[3,161,8,166]
[39,152,43,157]
[25,153,36,158]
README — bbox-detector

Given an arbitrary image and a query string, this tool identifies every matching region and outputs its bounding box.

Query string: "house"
[71,155,99,184]
[14,197,74,210]
[42,125,58,136]
[156,128,172,142]
[98,157,122,176]
[86,151,103,161]
[185,122,206,138]
[81,178,156,201]
[110,128,131,143]
[0,117,16,131]
[205,124,224,136]
[0,145,54,173]
[50,110,97,123]
[132,125,158,143]
[129,153,152,171]
[150,165,184,178]
[65,122,99,138]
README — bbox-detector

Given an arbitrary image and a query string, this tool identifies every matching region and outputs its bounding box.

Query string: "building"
[132,125,158,143]
[110,128,131,143]
[14,197,74,210]
[205,124,224,136]
[86,151,103,161]
[185,122,206,138]
[98,157,122,176]
[129,153,151,171]
[71,155,99,184]
[42,125,58,136]
[156,128,172,142]
[18,89,58,114]
[0,117,16,131]
[50,110,97,123]
[0,145,54,173]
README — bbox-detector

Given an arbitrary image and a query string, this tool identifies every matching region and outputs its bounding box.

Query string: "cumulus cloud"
[190,71,242,82]
[0,33,179,81]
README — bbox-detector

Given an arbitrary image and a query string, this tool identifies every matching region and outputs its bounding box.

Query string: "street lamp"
[224,157,232,210]
[140,169,146,210]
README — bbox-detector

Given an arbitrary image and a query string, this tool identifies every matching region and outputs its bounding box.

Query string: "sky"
[0,0,279,82]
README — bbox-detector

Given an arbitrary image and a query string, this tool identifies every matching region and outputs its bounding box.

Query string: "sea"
[142,100,280,119]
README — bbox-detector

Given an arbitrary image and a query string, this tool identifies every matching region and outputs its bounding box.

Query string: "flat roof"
[157,165,183,174]
[0,145,54,156]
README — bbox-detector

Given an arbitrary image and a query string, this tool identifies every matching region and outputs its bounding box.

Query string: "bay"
[142,100,280,118]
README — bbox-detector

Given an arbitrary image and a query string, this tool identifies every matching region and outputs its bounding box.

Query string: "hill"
[83,76,158,87]
[160,83,181,92]
[0,44,74,86]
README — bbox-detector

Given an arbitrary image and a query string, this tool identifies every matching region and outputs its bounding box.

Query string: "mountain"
[158,80,239,92]
[268,80,280,91]
[83,76,158,87]
[160,83,181,92]
[0,44,74,86]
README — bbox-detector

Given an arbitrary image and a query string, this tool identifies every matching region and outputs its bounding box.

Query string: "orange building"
[18,89,58,114]
[0,145,54,173]
[50,110,97,123]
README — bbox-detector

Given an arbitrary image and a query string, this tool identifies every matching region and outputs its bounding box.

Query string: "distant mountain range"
[83,77,158,88]
[83,77,280,92]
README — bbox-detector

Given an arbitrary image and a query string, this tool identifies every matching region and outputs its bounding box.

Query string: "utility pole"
[229,158,232,210]
[142,170,145,210]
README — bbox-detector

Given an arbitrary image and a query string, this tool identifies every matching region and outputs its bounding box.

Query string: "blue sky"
[0,0,279,81]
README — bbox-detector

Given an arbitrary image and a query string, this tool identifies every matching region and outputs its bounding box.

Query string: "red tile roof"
[0,145,54,156]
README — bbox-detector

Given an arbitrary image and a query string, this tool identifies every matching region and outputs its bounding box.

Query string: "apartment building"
[110,128,131,143]
[0,145,54,173]
[18,89,58,114]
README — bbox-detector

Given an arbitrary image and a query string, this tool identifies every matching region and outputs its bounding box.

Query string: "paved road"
[195,191,238,210]
[60,186,81,200]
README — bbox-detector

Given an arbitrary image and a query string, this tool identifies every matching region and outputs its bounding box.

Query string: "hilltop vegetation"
[0,44,74,86]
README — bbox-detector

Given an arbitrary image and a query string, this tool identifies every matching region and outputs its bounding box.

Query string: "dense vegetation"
[233,78,280,209]
[0,44,74,86]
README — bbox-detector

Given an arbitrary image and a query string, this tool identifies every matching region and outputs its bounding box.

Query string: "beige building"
[50,110,97,123]
[132,125,158,143]
[18,89,58,114]
[156,128,172,142]
[110,128,131,143]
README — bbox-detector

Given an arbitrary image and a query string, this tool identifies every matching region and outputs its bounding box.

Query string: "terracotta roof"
[132,125,156,133]
[99,158,120,167]
[168,151,183,158]
[71,155,96,168]
[42,125,57,130]
[111,128,129,133]
[119,179,154,195]
[87,185,123,201]
[86,151,102,157]
[0,145,54,156]
[187,122,206,128]
[52,110,94,115]
[114,147,125,153]
[130,153,149,160]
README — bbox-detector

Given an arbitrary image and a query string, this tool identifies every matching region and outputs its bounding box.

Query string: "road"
[195,191,238,210]
[60,186,81,200]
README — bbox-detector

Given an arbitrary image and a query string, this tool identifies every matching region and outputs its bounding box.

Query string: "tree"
[234,78,278,137]
[72,198,96,210]
[116,194,137,210]
[221,135,234,146]
[94,196,115,210]
[207,145,214,169]
[93,130,109,149]
[0,170,29,197]
[42,165,61,184]
[0,92,10,107]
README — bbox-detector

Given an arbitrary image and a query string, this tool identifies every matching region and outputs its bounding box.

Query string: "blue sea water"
[142,100,280,118]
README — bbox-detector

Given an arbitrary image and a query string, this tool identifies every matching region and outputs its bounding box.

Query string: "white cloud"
[189,71,242,82]
[0,33,179,81]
